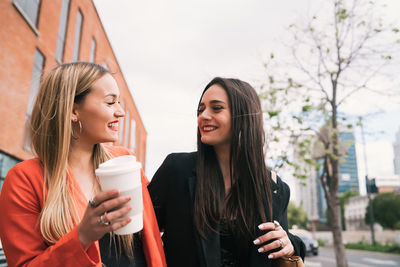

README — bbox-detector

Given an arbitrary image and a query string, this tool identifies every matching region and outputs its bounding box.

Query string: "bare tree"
[260,0,399,266]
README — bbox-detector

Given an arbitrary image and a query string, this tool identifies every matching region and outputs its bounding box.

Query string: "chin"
[98,137,118,144]
[200,137,216,146]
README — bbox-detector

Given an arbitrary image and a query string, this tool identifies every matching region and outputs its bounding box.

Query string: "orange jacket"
[0,146,166,267]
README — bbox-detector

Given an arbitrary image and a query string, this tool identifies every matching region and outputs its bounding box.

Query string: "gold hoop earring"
[71,120,82,139]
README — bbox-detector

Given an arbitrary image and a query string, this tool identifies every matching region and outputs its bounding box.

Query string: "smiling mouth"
[108,122,118,131]
[202,126,217,132]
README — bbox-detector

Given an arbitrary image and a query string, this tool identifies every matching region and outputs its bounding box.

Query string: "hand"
[77,189,132,250]
[252,220,295,259]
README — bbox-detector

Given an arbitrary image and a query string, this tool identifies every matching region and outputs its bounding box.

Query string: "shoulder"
[1,158,44,203]
[269,171,291,200]
[151,152,196,181]
[277,175,290,194]
[104,144,131,157]
[164,152,196,164]
[161,152,196,172]
[7,158,43,179]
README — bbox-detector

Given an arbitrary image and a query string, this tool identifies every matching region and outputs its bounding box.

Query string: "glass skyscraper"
[338,131,359,193]
[315,128,359,223]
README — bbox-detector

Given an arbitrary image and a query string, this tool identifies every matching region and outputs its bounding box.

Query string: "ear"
[71,103,80,122]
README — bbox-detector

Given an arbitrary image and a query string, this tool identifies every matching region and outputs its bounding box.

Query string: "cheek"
[197,116,202,128]
[82,111,108,129]
[223,117,231,130]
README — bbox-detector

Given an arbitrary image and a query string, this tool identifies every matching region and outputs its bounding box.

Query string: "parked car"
[294,231,319,256]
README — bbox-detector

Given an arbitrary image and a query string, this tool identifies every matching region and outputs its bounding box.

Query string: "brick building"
[0,0,147,191]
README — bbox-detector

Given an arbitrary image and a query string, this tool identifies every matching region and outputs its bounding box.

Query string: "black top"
[220,219,237,267]
[149,152,305,267]
[99,232,146,267]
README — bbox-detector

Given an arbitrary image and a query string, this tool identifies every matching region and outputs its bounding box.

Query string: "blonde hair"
[30,62,133,257]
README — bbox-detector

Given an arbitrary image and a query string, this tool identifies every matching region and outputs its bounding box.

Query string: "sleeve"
[0,164,100,267]
[279,179,306,260]
[147,154,175,231]
[141,169,167,267]
[288,232,306,260]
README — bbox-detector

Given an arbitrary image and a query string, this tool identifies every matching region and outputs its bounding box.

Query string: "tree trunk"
[327,194,348,267]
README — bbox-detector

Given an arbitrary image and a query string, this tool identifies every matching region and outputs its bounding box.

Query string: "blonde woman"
[0,62,166,267]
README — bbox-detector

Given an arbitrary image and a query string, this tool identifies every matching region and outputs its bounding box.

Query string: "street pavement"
[304,247,400,267]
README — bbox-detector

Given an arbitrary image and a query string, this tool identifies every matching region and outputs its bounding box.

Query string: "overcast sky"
[95,0,400,197]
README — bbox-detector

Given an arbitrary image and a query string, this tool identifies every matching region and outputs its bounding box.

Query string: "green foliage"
[345,241,400,254]
[287,202,308,229]
[365,192,400,229]
[301,105,313,113]
[317,239,325,247]
[267,111,280,118]
[336,8,349,22]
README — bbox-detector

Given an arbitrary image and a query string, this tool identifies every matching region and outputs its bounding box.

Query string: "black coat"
[149,152,305,267]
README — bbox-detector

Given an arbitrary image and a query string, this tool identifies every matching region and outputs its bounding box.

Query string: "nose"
[199,108,212,120]
[115,103,125,118]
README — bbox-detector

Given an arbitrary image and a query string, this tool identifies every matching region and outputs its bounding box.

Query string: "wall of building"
[0,0,147,188]
[344,195,370,231]
[313,229,399,245]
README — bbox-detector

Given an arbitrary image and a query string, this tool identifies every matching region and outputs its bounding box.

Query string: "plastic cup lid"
[95,155,142,176]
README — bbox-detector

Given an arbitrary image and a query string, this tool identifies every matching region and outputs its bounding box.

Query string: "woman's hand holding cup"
[77,189,132,250]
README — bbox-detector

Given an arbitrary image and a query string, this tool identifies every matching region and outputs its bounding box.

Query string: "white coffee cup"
[95,155,143,235]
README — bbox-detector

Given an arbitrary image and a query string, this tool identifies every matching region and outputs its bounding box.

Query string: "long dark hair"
[194,77,273,245]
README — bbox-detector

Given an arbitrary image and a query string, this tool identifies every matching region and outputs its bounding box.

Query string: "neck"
[68,140,94,171]
[68,140,100,200]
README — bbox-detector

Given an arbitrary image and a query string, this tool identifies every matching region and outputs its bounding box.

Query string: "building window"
[119,100,125,144]
[0,152,21,193]
[55,0,70,63]
[124,111,130,147]
[13,0,41,32]
[89,38,96,62]
[72,9,83,62]
[130,119,136,152]
[23,48,45,151]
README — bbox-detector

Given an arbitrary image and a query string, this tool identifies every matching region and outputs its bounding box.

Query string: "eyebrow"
[198,100,226,106]
[105,93,118,98]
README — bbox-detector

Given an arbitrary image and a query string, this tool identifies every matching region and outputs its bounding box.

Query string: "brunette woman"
[149,77,305,266]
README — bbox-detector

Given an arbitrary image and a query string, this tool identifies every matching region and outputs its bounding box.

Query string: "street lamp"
[358,116,375,245]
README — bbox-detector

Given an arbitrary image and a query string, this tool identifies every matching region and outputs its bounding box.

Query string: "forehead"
[90,73,120,96]
[201,84,228,103]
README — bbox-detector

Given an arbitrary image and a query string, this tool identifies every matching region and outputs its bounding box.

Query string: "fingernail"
[258,247,264,253]
[253,239,260,245]
[268,254,274,259]
[258,224,265,229]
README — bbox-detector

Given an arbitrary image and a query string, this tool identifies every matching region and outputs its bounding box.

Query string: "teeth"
[203,126,215,131]
[108,122,118,128]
